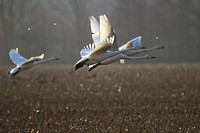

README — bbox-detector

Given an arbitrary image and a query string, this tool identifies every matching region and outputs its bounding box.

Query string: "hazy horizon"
[0,0,199,65]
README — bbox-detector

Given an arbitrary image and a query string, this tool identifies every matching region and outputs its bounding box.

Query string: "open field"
[0,65,200,132]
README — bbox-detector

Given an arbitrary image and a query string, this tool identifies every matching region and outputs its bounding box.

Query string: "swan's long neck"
[125,45,162,56]
[107,49,126,57]
[140,45,161,52]
[124,54,149,60]
[100,54,149,65]
[33,57,57,65]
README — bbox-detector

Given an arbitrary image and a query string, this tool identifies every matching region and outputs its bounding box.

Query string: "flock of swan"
[8,14,164,76]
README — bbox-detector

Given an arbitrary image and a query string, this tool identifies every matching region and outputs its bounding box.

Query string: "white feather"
[9,49,28,65]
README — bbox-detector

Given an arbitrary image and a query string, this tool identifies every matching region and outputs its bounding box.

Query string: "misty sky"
[0,0,199,64]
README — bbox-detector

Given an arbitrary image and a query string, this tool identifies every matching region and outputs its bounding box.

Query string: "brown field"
[0,65,200,132]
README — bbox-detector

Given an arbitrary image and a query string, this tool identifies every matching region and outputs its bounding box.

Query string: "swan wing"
[89,16,100,44]
[99,14,118,51]
[80,43,95,58]
[119,36,142,50]
[9,48,28,65]
[99,14,113,42]
[89,36,115,57]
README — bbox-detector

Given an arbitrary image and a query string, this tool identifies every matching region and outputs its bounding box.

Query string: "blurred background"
[0,0,199,65]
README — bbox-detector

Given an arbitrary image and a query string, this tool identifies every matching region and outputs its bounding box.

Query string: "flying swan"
[74,14,165,71]
[8,48,59,76]
[74,15,125,70]
[87,36,165,71]
[88,36,164,71]
[74,15,145,70]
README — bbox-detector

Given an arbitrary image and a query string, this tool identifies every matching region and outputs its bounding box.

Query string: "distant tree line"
[0,0,199,64]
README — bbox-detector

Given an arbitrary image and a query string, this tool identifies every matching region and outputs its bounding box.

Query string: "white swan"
[88,36,164,71]
[8,48,59,76]
[118,36,164,63]
[74,36,128,70]
[119,44,164,63]
[75,15,146,70]
[74,36,143,70]
[88,46,163,71]
[74,15,124,70]
[74,15,164,71]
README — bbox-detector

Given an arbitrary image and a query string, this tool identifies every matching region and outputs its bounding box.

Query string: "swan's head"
[8,67,21,76]
[140,46,146,49]
[159,45,165,49]
[74,58,89,70]
[52,57,60,60]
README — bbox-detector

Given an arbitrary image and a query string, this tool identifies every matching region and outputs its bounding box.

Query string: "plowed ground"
[0,65,199,132]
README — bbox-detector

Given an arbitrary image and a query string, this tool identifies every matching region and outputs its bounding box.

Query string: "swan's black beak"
[74,59,89,70]
[160,45,165,49]
[140,46,146,49]
[55,57,60,60]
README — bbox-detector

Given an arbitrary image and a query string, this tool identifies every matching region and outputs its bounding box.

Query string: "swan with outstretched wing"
[74,15,125,70]
[8,48,59,76]
[74,14,164,71]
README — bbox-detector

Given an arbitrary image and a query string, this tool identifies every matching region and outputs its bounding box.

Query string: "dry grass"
[0,65,200,132]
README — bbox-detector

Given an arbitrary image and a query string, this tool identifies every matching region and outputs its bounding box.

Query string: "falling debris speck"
[27,84,31,87]
[53,23,57,26]
[117,88,121,93]
[87,87,90,91]
[156,36,159,39]
[80,83,84,87]
[28,28,31,31]
[136,73,140,78]
[97,84,101,88]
